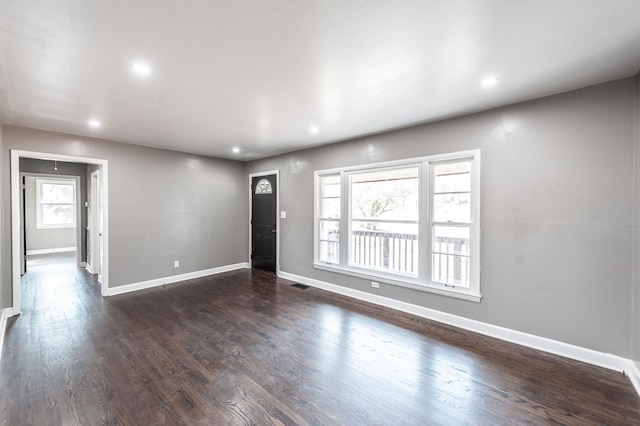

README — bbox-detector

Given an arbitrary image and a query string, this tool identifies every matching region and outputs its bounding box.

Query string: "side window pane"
[431,159,473,288]
[320,220,340,241]
[433,193,471,223]
[319,239,339,264]
[322,175,341,197]
[433,226,470,256]
[318,174,341,264]
[433,161,471,192]
[433,161,471,223]
[432,254,470,287]
[321,198,340,219]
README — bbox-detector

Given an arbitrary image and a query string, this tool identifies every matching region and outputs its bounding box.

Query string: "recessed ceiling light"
[131,61,152,77]
[482,76,499,88]
[88,119,101,128]
[232,147,241,154]
[309,125,319,135]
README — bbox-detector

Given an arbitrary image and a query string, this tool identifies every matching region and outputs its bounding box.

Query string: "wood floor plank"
[1,252,640,425]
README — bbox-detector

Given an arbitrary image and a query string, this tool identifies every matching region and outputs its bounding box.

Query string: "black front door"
[251,174,277,273]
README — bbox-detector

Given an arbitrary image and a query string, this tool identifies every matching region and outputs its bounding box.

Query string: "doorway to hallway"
[11,150,109,316]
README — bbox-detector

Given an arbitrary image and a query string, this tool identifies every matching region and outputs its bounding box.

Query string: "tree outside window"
[36,178,76,228]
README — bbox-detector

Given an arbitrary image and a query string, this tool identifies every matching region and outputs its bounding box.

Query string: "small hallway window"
[36,178,76,228]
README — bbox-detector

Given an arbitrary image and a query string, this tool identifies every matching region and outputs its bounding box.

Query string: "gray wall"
[246,78,636,357]
[634,72,640,368]
[1,126,249,306]
[24,176,76,252]
[21,158,88,257]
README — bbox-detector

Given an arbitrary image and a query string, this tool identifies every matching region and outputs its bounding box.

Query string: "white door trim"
[248,170,280,275]
[11,150,109,315]
[88,170,101,279]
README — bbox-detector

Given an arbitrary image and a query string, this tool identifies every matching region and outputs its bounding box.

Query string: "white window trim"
[314,149,481,302]
[35,177,77,229]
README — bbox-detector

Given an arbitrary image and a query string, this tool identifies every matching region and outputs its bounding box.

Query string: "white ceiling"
[1,1,640,161]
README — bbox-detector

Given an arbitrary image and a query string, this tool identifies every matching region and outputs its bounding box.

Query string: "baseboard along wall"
[0,308,14,364]
[106,262,250,296]
[629,362,640,398]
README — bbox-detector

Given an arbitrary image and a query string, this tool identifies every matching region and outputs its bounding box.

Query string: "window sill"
[36,225,76,230]
[313,263,481,303]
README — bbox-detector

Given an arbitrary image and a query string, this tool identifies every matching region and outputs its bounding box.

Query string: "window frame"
[314,149,481,302]
[35,177,77,229]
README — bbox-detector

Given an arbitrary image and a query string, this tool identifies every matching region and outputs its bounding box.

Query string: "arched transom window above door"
[255,178,273,194]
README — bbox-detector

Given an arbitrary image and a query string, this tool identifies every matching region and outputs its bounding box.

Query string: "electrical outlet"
[371,281,380,289]
[174,260,180,268]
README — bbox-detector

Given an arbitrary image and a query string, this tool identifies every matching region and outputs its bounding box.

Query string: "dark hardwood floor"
[1,253,640,425]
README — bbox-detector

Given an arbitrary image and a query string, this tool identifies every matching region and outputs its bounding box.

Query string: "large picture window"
[314,150,480,301]
[36,178,76,229]
[349,166,419,276]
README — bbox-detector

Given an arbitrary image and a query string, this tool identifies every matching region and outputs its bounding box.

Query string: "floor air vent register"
[291,283,310,289]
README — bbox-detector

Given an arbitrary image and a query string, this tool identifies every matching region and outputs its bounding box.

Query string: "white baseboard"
[0,308,14,364]
[627,360,640,398]
[85,264,95,274]
[107,262,250,296]
[279,270,634,376]
[27,247,76,255]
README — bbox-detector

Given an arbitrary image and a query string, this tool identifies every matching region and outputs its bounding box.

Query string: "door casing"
[87,169,102,281]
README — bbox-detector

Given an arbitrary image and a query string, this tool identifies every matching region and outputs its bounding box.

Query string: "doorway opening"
[249,171,279,274]
[11,150,109,316]
[21,174,81,274]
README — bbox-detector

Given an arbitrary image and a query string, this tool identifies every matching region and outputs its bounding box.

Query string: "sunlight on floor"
[22,251,91,313]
